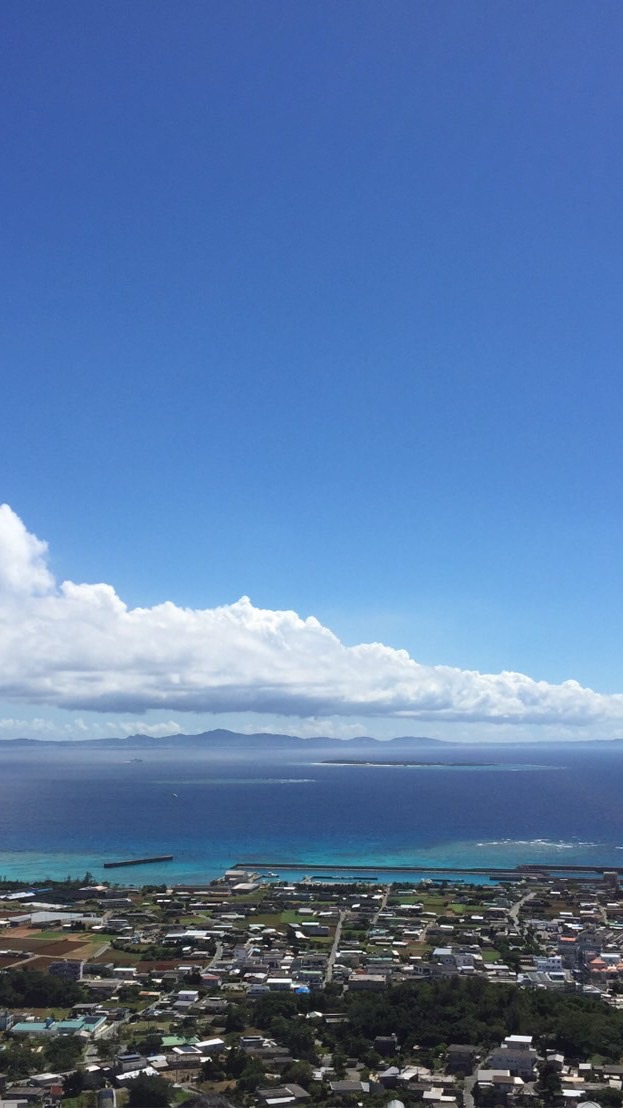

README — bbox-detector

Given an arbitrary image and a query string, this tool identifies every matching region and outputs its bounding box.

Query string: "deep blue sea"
[1,740,622,885]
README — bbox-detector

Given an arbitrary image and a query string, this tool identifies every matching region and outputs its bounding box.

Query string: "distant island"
[2,728,622,750]
[3,728,445,749]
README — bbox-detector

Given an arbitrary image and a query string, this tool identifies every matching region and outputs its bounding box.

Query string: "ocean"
[0,738,622,886]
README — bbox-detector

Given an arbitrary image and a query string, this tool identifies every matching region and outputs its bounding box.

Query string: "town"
[1,868,623,1108]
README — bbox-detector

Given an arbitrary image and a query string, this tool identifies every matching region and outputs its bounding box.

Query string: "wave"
[476,838,599,850]
[154,777,317,785]
[312,762,561,771]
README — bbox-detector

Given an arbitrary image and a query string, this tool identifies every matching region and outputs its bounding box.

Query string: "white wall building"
[534,955,563,973]
[487,1036,538,1079]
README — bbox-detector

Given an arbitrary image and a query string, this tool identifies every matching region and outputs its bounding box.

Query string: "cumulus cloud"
[1,504,622,727]
[0,717,59,733]
[109,720,184,738]
[0,504,54,595]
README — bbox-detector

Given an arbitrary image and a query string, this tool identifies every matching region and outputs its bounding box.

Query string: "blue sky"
[2,1,623,742]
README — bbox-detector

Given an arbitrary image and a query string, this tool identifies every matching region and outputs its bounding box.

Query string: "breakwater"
[234,861,623,877]
[103,855,174,869]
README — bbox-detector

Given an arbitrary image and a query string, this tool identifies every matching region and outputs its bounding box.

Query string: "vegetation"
[126,1073,172,1106]
[0,968,85,1008]
[316,977,623,1061]
[0,1040,41,1080]
[252,992,317,1060]
[43,1033,84,1070]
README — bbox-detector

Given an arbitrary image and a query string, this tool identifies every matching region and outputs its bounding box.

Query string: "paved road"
[509,889,536,926]
[326,885,390,984]
[372,885,390,924]
[325,911,346,984]
[207,940,224,968]
[463,1072,477,1108]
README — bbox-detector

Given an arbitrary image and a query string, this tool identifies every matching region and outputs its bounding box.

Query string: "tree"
[224,1047,248,1079]
[224,1004,247,1033]
[95,1037,117,1063]
[180,1096,238,1108]
[332,1051,348,1079]
[535,1061,563,1105]
[237,1058,265,1093]
[281,1061,314,1090]
[126,1073,171,1107]
[0,968,84,1008]
[2,1040,40,1080]
[44,1035,83,1070]
[593,1091,623,1108]
[135,1033,164,1056]
[63,1070,86,1098]
[200,1057,226,1082]
[253,992,298,1028]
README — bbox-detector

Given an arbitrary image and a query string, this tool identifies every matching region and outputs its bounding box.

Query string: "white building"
[534,955,563,973]
[487,1036,538,1079]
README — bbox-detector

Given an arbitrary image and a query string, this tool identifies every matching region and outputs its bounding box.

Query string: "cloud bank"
[1,504,622,727]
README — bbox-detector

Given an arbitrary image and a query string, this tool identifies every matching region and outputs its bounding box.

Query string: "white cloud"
[1,504,623,728]
[109,720,184,738]
[0,504,54,595]
[234,718,369,740]
[0,717,58,733]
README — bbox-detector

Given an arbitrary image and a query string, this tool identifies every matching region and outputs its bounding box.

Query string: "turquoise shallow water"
[0,838,614,888]
[0,740,622,885]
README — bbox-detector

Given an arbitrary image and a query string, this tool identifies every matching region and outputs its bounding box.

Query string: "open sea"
[1,739,622,886]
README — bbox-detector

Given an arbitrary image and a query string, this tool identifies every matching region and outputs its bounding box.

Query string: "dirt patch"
[137,960,180,971]
[0,936,40,950]
[21,956,56,971]
[31,939,87,957]
[0,953,30,968]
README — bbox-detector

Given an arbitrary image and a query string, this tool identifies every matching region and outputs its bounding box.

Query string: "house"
[533,955,564,974]
[257,1085,310,1105]
[330,1081,370,1096]
[266,977,293,991]
[487,1036,538,1079]
[375,1034,399,1056]
[115,1054,148,1075]
[2,1085,43,1103]
[298,922,329,936]
[195,1038,225,1055]
[377,1067,401,1088]
[240,1035,266,1049]
[348,974,387,992]
[432,948,456,966]
[446,1045,478,1075]
[477,1069,525,1095]
[115,1066,161,1086]
[422,1087,457,1103]
[0,1090,44,1105]
[48,959,84,981]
